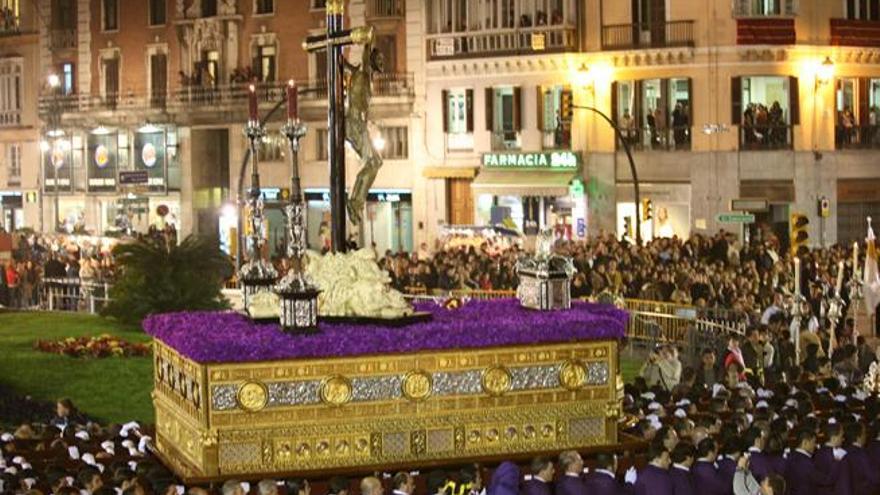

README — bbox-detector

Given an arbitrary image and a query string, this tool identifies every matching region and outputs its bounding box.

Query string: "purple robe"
[691,461,727,495]
[814,446,851,495]
[765,454,787,478]
[669,466,695,495]
[746,451,771,482]
[716,457,736,495]
[848,445,880,495]
[869,439,880,468]
[554,474,586,495]
[785,450,833,495]
[521,479,551,495]
[634,465,673,495]
[583,470,629,495]
[489,462,521,495]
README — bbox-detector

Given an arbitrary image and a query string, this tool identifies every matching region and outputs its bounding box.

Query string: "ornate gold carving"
[154,338,619,480]
[350,26,374,45]
[559,360,587,390]
[320,375,353,406]
[237,382,268,412]
[326,0,344,15]
[482,366,512,396]
[411,430,427,455]
[402,370,433,401]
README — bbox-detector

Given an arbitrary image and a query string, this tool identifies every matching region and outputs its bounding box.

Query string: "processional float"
[147,0,625,481]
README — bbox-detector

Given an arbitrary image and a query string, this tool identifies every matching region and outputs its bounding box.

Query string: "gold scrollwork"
[320,375,353,406]
[402,370,433,401]
[559,360,587,390]
[481,366,512,396]
[326,0,344,15]
[237,382,269,412]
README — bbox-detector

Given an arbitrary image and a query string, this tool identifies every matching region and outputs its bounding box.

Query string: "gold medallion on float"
[402,370,433,401]
[236,381,268,412]
[320,375,352,406]
[482,366,512,396]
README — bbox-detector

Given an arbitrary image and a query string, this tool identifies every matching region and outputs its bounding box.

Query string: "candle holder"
[239,115,278,316]
[274,105,320,334]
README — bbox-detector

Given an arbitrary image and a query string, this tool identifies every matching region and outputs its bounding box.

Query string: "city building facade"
[0,0,39,233]
[416,0,880,248]
[34,0,414,254]
[7,0,880,251]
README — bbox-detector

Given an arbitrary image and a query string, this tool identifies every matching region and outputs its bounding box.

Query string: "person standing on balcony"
[621,110,637,146]
[647,108,659,149]
[672,103,688,149]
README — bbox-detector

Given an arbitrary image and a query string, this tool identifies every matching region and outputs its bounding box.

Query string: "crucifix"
[304,0,381,253]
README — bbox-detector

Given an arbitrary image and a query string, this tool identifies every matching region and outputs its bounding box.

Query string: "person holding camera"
[640,345,682,392]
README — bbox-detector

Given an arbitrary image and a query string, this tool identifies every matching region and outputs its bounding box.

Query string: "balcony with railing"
[615,126,692,151]
[49,28,76,50]
[831,18,880,47]
[38,73,416,116]
[0,108,21,126]
[0,16,20,37]
[739,124,793,151]
[491,131,521,151]
[542,127,571,150]
[366,0,403,19]
[836,125,880,149]
[427,25,577,60]
[736,18,795,45]
[600,21,695,50]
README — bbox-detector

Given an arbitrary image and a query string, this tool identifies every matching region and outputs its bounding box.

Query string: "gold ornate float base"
[152,339,622,481]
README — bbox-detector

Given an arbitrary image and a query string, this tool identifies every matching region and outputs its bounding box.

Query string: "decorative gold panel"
[152,339,620,481]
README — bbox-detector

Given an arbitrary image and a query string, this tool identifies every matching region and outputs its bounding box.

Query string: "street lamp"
[817,56,835,86]
[575,64,643,245]
[44,73,63,233]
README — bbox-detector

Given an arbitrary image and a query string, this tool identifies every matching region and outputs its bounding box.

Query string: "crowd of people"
[0,232,117,309]
[3,305,880,495]
[383,229,861,329]
[3,225,880,494]
[741,102,789,148]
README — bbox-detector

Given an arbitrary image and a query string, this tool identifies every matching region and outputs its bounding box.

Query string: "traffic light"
[622,216,632,240]
[642,198,654,221]
[790,213,810,254]
[560,89,573,122]
[818,196,830,218]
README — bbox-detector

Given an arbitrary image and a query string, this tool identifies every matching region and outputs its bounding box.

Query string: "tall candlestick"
[794,257,801,297]
[854,241,859,273]
[248,84,259,123]
[836,260,844,295]
[287,80,298,121]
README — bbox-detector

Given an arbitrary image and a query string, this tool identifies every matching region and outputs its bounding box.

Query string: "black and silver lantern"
[515,229,575,311]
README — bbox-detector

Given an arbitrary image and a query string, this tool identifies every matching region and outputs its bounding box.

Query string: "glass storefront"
[471,151,585,239]
[615,183,692,241]
[304,189,413,254]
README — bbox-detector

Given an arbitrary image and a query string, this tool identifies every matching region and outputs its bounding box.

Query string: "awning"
[470,170,578,197]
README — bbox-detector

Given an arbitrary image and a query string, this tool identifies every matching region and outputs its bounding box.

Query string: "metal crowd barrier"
[34,278,747,349]
[39,277,113,315]
[401,289,747,353]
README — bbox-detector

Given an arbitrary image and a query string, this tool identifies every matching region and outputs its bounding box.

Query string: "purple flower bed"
[142,299,628,364]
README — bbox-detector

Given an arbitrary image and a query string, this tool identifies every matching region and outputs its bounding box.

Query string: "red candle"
[287,80,298,120]
[248,84,258,122]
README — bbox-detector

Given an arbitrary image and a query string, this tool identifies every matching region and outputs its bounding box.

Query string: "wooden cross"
[302,0,373,253]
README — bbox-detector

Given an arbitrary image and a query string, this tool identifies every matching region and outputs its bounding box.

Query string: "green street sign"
[716,213,755,224]
[482,151,580,169]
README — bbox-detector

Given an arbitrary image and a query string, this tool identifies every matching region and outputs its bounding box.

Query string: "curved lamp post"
[572,101,642,246]
[573,63,641,245]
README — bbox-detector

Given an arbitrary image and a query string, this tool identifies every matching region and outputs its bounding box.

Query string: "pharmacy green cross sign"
[716,213,756,224]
